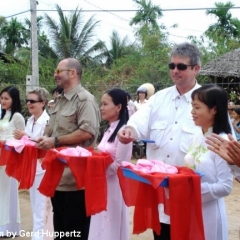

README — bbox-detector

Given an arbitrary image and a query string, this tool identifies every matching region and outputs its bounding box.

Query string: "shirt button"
[167,155,170,158]
[175,121,177,124]
[170,138,173,140]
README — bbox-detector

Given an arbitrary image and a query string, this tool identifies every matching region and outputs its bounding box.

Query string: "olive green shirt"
[48,84,100,191]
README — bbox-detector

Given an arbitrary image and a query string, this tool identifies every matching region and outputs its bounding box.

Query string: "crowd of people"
[0,42,239,240]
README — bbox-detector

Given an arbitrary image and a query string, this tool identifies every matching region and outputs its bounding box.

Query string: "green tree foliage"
[130,0,163,32]
[95,30,132,68]
[14,16,55,61]
[205,1,240,52]
[129,0,167,55]
[44,4,105,65]
[0,18,28,54]
[0,57,28,85]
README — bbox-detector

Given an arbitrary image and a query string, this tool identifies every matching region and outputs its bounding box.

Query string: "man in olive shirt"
[37,58,100,240]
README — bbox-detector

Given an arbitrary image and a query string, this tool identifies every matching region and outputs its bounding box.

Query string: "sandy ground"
[3,179,238,240]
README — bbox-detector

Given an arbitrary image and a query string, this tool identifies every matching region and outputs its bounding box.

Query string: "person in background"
[118,42,202,240]
[14,87,50,240]
[48,100,55,114]
[48,100,55,109]
[0,86,25,236]
[88,89,132,240]
[36,58,100,240]
[231,108,240,141]
[126,91,135,117]
[133,86,148,111]
[52,86,63,101]
[184,84,233,240]
[227,105,234,123]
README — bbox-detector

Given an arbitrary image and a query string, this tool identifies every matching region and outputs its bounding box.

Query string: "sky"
[1,0,240,47]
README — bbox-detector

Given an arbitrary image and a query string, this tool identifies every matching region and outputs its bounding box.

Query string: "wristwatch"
[54,136,60,147]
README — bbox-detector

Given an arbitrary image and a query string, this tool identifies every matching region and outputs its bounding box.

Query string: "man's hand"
[117,126,137,144]
[36,136,55,150]
[206,133,240,167]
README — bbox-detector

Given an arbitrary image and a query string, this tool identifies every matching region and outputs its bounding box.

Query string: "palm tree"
[130,0,163,35]
[97,30,130,68]
[0,16,7,50]
[205,2,240,43]
[24,16,44,35]
[0,16,6,28]
[18,16,57,60]
[0,18,28,54]
[44,4,105,64]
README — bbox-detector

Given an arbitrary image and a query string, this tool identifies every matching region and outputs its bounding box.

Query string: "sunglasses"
[168,63,196,71]
[26,99,43,104]
[54,69,73,74]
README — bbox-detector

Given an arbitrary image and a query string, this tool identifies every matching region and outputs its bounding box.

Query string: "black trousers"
[153,223,171,240]
[51,190,91,240]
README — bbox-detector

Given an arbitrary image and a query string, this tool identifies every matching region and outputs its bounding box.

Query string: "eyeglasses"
[26,99,43,104]
[54,69,73,74]
[168,63,196,71]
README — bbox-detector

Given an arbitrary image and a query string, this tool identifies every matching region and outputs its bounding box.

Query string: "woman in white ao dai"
[0,86,25,236]
[88,89,132,240]
[184,84,233,240]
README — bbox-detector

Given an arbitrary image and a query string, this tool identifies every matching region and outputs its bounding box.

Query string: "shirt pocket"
[59,108,77,130]
[180,124,197,153]
[149,121,168,148]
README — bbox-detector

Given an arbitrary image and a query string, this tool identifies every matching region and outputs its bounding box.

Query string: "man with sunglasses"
[36,58,100,240]
[118,42,202,240]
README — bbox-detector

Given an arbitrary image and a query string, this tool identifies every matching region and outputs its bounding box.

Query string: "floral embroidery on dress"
[184,136,208,170]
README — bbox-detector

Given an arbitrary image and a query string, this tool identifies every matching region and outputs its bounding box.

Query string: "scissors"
[136,139,155,143]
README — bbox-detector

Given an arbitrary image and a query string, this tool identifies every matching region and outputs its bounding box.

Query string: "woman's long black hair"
[105,89,129,142]
[0,86,22,121]
[191,84,231,134]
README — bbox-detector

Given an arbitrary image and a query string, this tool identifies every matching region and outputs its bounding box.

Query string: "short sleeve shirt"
[48,84,100,148]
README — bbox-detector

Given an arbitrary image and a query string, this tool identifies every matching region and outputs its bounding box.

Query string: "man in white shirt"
[118,42,202,240]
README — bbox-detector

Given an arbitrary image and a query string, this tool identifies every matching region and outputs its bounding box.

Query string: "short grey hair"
[170,42,201,66]
[28,87,49,106]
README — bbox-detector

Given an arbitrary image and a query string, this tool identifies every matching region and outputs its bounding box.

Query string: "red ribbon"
[117,166,205,240]
[38,148,113,216]
[1,143,47,189]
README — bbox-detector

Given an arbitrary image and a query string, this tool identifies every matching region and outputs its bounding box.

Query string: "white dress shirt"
[25,110,49,175]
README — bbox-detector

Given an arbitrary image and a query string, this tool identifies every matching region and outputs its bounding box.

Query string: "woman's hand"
[13,129,27,140]
[206,133,240,167]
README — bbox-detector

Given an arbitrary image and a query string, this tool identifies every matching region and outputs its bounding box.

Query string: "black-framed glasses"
[54,68,73,74]
[26,99,43,104]
[168,63,196,71]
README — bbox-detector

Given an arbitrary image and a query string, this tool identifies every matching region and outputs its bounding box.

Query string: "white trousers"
[0,167,20,235]
[30,172,46,240]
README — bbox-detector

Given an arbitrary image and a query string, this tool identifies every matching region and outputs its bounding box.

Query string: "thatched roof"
[200,48,240,78]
